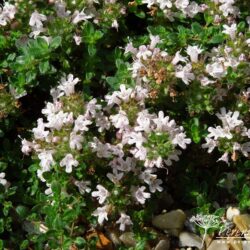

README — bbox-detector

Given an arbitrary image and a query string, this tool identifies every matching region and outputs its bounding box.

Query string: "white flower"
[29,25,46,38]
[172,132,191,149]
[164,150,181,166]
[172,51,188,65]
[72,9,93,24]
[89,138,112,158]
[241,142,250,157]
[46,111,74,130]
[92,205,109,224]
[135,110,152,132]
[110,110,129,130]
[124,42,137,55]
[217,152,229,165]
[116,213,133,231]
[133,186,151,204]
[156,0,172,9]
[216,108,243,129]
[219,2,239,17]
[149,34,161,49]
[202,138,217,153]
[142,0,155,8]
[186,45,203,63]
[32,118,49,140]
[73,34,82,45]
[2,3,16,19]
[0,3,16,26]
[92,185,110,204]
[45,183,53,196]
[207,126,232,140]
[74,180,91,194]
[148,178,163,193]
[21,139,34,155]
[175,64,195,85]
[133,86,148,101]
[136,45,152,60]
[55,1,71,17]
[175,0,189,10]
[124,131,146,148]
[153,111,176,131]
[222,23,237,40]
[111,19,119,30]
[144,156,164,168]
[38,151,54,170]
[74,115,92,132]
[117,85,133,103]
[109,157,134,172]
[58,74,80,96]
[42,101,62,116]
[130,61,145,79]
[69,132,84,150]
[95,112,110,132]
[85,98,101,118]
[29,11,47,28]
[186,1,201,17]
[0,172,7,187]
[107,169,124,184]
[60,154,79,173]
[105,91,121,107]
[199,76,215,86]
[206,62,226,79]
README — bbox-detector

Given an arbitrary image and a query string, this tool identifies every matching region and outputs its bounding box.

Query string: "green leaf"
[204,12,213,25]
[16,205,29,219]
[88,44,96,57]
[51,180,61,197]
[20,240,29,250]
[192,22,203,34]
[237,21,245,31]
[135,10,146,19]
[39,61,50,74]
[50,36,62,49]
[0,219,4,233]
[209,34,225,44]
[75,237,86,247]
[26,71,37,83]
[3,201,12,216]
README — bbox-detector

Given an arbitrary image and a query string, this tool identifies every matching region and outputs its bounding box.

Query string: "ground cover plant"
[0,0,250,249]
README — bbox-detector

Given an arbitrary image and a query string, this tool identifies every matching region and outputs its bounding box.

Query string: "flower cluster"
[27,0,125,45]
[141,0,206,20]
[125,35,199,94]
[0,2,16,26]
[202,108,250,164]
[22,73,191,229]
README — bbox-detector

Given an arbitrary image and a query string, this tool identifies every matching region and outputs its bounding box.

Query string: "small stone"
[228,238,243,250]
[119,232,136,247]
[155,239,170,250]
[205,234,213,248]
[207,240,229,250]
[233,214,250,240]
[179,231,204,249]
[226,207,240,221]
[152,209,186,236]
[243,242,250,250]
